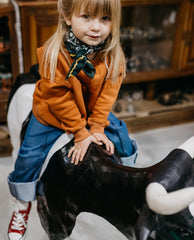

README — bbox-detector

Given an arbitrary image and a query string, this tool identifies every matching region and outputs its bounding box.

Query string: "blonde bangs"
[73,0,112,18]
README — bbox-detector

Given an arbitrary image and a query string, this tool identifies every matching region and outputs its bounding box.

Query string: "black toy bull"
[36,137,194,240]
[7,65,194,240]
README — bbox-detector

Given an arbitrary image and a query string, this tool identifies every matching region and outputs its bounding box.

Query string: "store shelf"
[114,94,194,118]
[113,94,194,133]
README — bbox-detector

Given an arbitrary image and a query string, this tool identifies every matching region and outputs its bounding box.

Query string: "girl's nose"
[90,18,100,31]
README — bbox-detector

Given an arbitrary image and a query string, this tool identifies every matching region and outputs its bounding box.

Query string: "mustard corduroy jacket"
[33,46,122,142]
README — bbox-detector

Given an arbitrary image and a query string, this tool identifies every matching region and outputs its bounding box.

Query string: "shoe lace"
[11,202,27,231]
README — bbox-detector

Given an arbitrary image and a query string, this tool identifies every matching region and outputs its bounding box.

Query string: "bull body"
[36,140,194,240]
[7,66,194,240]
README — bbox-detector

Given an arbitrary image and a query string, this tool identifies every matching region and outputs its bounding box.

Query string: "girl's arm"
[35,48,91,142]
[88,74,123,135]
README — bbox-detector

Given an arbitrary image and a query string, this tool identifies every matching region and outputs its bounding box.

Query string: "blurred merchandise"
[0,72,12,91]
[0,0,10,3]
[121,26,163,41]
[157,90,190,106]
[126,51,169,72]
[0,37,10,52]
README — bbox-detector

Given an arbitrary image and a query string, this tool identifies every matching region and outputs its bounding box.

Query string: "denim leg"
[8,114,64,201]
[105,112,136,157]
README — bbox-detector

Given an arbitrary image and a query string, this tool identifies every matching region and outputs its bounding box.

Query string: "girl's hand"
[68,135,102,165]
[92,132,114,155]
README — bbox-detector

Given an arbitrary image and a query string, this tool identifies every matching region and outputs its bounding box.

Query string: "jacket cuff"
[73,127,91,142]
[89,122,105,135]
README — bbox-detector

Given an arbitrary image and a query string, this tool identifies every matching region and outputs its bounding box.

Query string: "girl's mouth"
[89,35,99,39]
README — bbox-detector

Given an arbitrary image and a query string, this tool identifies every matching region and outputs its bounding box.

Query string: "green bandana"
[64,28,105,80]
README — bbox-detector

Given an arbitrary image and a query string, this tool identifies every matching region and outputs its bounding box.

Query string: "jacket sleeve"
[87,74,123,134]
[35,48,90,142]
[41,78,90,142]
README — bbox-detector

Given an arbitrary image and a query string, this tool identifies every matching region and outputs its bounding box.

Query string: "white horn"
[146,136,194,215]
[146,182,194,215]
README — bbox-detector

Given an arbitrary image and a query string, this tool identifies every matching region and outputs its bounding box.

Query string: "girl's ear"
[63,15,71,26]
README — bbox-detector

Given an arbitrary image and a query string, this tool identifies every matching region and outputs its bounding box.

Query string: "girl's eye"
[82,14,90,19]
[102,16,111,21]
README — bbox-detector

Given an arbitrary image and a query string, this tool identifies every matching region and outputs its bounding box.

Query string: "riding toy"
[7,65,194,240]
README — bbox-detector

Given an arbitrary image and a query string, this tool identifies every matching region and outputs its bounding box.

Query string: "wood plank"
[121,0,182,7]
[123,107,194,133]
[123,69,194,84]
[17,1,57,7]
[113,94,194,118]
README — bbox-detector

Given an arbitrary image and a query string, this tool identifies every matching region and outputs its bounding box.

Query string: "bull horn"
[146,182,194,215]
[146,136,194,215]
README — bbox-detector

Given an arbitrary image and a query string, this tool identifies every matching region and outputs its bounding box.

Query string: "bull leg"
[37,195,69,240]
[135,205,158,240]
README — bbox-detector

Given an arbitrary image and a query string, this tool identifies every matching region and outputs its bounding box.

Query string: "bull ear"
[178,136,194,159]
[146,182,194,215]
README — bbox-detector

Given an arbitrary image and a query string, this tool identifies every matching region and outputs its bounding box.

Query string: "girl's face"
[65,5,112,46]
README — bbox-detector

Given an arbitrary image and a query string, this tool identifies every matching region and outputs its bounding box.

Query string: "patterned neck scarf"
[64,28,105,80]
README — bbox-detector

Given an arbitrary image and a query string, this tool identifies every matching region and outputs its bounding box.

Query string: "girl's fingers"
[93,134,112,152]
[109,141,114,154]
[103,139,114,154]
[74,150,81,165]
[79,150,86,162]
[92,138,103,145]
[71,148,81,164]
[68,146,87,164]
[68,146,78,164]
[68,146,75,157]
[71,149,77,164]
[68,134,113,165]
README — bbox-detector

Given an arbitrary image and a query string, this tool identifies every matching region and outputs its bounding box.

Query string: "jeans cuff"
[120,139,138,167]
[7,174,38,201]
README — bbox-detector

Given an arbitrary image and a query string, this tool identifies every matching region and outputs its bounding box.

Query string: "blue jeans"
[8,113,137,202]
[105,113,138,167]
[8,114,64,201]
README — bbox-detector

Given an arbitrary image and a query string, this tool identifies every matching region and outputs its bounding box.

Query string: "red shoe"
[8,201,31,240]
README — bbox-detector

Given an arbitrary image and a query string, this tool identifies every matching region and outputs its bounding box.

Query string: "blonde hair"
[41,0,126,82]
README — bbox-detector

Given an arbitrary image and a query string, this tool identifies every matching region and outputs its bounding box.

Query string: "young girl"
[7,0,135,239]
